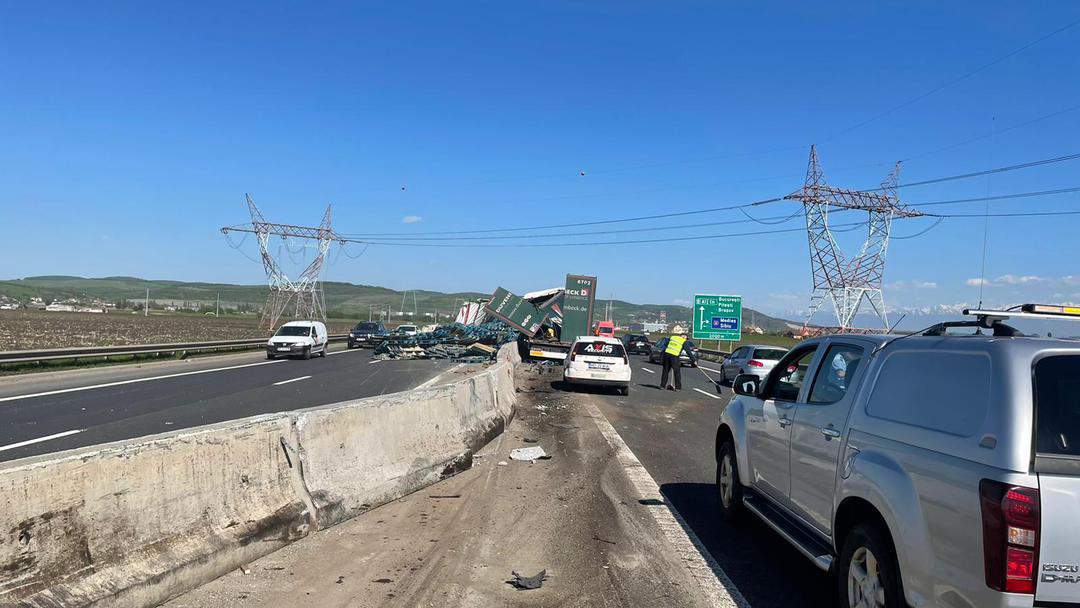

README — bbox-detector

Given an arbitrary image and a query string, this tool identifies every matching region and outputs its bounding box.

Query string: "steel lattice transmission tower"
[785,146,922,331]
[222,195,341,330]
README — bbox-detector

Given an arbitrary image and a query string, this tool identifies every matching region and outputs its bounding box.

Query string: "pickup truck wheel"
[716,439,744,521]
[837,523,904,608]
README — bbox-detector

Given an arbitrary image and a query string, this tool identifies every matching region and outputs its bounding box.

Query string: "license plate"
[277,347,291,352]
[588,362,611,370]
[589,373,607,378]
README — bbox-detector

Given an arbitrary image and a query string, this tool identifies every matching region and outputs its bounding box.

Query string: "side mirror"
[732,373,760,397]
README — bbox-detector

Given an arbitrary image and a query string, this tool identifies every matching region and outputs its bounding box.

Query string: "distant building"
[670,323,688,334]
[45,303,75,312]
[628,323,645,332]
[642,322,667,333]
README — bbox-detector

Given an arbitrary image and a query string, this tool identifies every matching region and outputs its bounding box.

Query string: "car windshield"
[574,341,625,358]
[753,348,787,360]
[275,326,312,336]
[354,323,380,332]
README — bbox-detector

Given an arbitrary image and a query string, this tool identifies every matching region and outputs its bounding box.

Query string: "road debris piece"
[508,569,548,590]
[372,321,518,362]
[509,446,549,461]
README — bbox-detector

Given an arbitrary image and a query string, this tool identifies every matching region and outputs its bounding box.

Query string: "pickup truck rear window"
[866,351,990,437]
[1034,355,1080,458]
[574,341,626,358]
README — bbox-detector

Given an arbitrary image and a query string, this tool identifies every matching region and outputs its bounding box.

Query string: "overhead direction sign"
[692,294,742,341]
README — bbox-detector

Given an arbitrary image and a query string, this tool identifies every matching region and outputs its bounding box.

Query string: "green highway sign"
[484,287,547,336]
[692,294,742,341]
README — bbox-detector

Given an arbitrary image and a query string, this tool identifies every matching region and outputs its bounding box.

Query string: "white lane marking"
[326,347,364,356]
[698,365,724,374]
[415,364,463,390]
[273,375,311,386]
[368,359,384,364]
[585,400,748,608]
[0,359,286,404]
[640,367,656,374]
[693,387,723,400]
[0,429,84,452]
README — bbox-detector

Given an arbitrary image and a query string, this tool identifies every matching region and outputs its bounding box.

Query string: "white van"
[563,335,632,395]
[266,321,328,360]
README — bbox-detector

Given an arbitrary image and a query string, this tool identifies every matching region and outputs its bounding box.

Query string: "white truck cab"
[266,320,328,360]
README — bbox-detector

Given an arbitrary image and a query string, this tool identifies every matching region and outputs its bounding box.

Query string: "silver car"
[719,344,788,384]
[715,309,1080,607]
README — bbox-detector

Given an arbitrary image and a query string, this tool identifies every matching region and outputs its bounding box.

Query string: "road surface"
[0,345,456,463]
[591,354,832,607]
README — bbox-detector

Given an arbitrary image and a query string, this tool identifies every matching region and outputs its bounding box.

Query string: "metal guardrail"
[697,347,729,359]
[0,335,350,365]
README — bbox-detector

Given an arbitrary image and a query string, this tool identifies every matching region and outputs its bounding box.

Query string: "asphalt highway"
[0,345,455,464]
[590,354,832,607]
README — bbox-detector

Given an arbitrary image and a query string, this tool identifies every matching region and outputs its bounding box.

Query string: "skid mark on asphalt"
[585,399,749,608]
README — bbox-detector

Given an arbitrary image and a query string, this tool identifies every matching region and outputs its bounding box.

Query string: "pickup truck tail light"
[979,479,1040,594]
[748,360,764,368]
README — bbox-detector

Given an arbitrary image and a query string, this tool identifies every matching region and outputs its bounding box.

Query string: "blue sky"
[4,2,1080,320]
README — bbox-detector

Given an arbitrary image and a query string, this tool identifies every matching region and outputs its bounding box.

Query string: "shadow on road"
[659,482,833,608]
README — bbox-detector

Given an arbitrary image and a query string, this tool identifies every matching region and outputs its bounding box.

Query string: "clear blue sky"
[4,2,1080,320]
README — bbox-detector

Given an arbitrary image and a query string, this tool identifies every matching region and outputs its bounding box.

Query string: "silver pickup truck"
[715,308,1080,607]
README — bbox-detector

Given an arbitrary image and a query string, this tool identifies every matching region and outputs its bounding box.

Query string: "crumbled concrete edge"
[0,346,520,608]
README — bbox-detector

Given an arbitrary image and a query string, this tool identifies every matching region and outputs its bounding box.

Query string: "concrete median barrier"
[0,347,518,607]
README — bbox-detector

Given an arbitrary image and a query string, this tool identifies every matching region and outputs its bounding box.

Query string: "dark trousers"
[660,352,682,389]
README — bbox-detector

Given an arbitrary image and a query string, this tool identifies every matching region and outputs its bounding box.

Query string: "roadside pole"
[145,288,149,317]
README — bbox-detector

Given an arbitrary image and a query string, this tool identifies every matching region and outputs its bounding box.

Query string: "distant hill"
[0,275,794,332]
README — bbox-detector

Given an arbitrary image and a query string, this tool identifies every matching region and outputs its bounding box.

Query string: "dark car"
[622,334,651,355]
[647,337,699,366]
[348,321,389,348]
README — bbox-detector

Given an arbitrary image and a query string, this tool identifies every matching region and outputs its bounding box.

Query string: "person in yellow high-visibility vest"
[660,331,687,391]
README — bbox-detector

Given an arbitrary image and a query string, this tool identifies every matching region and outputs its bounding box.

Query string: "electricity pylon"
[785,146,922,331]
[221,195,340,330]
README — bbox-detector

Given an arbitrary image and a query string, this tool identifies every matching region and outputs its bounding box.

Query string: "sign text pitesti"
[692,294,742,341]
[562,274,597,344]
[484,287,547,336]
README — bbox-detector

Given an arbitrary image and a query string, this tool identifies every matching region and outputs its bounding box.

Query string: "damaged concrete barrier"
[0,345,519,607]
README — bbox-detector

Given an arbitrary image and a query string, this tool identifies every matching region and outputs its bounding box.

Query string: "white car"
[395,324,418,336]
[563,336,632,395]
[266,320,328,359]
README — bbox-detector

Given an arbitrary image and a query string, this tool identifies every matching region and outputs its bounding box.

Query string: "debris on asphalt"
[497,461,508,466]
[336,576,345,584]
[428,494,462,499]
[372,321,518,362]
[509,446,550,461]
[508,569,548,590]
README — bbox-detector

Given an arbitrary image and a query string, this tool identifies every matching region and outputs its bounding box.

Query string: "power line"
[826,16,1080,140]
[343,151,1080,238]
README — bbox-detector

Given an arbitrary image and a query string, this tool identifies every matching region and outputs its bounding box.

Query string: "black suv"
[622,334,651,355]
[348,322,388,348]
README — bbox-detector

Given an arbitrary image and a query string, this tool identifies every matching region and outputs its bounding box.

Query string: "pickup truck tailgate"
[1037,475,1080,603]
